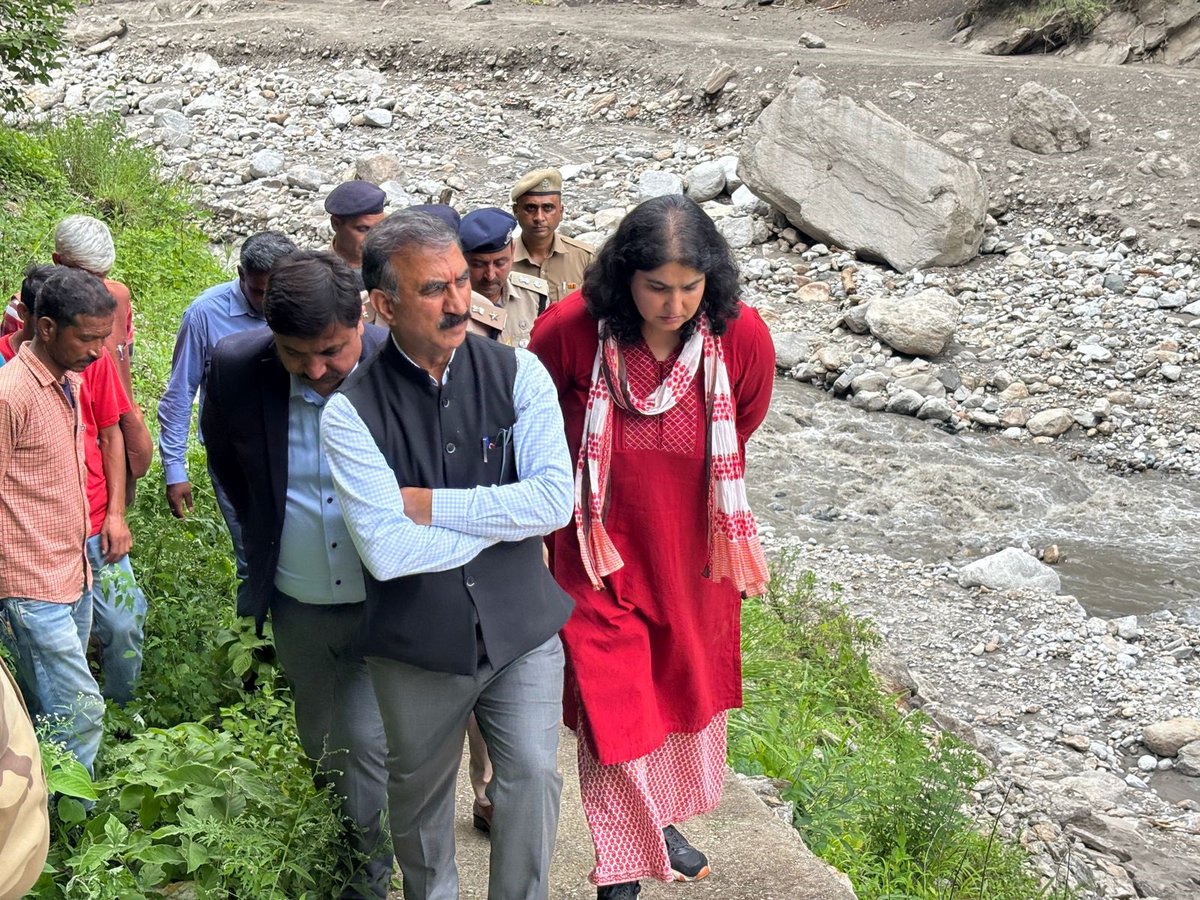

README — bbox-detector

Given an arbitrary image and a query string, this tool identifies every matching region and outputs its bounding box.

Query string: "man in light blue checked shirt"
[156,232,296,608]
[321,209,575,900]
[203,251,392,898]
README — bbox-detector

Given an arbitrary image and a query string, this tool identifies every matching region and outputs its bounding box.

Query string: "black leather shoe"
[472,800,493,835]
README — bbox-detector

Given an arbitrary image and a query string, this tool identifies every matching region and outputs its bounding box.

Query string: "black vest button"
[465,576,476,587]
[446,442,456,454]
[441,398,450,408]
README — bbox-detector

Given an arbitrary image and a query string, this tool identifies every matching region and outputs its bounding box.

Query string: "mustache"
[438,312,469,330]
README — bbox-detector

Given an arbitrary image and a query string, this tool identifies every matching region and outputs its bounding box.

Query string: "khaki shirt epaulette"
[558,234,595,255]
[467,291,508,338]
[508,272,550,297]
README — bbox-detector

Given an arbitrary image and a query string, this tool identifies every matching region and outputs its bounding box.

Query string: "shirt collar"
[288,363,360,405]
[390,335,456,386]
[228,279,262,319]
[513,231,565,265]
[16,343,80,388]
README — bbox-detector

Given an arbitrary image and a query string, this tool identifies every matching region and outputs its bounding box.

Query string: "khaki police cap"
[511,168,562,202]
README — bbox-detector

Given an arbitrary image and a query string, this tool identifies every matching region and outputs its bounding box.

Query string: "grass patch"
[971,0,1113,40]
[730,555,1073,898]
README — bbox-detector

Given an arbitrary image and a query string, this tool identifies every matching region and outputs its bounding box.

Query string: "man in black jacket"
[321,210,574,900]
[202,251,391,898]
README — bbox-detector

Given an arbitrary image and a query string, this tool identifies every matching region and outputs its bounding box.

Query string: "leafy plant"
[35,692,348,899]
[0,0,75,112]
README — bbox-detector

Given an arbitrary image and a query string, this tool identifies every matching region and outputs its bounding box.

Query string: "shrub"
[0,0,75,112]
[729,555,1072,899]
[34,692,349,899]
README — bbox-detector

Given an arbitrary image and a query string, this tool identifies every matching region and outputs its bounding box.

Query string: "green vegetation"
[3,115,1068,898]
[729,556,1073,899]
[972,0,1112,40]
[0,0,76,112]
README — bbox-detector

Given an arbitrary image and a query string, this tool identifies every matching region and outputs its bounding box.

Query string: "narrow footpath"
[395,729,857,899]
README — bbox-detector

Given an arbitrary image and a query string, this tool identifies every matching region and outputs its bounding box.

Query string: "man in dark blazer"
[202,251,391,899]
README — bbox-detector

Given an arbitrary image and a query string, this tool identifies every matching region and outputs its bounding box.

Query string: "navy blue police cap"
[410,204,462,234]
[324,181,387,217]
[460,208,518,254]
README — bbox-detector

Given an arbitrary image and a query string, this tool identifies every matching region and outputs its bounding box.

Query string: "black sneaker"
[663,825,711,881]
[597,883,640,900]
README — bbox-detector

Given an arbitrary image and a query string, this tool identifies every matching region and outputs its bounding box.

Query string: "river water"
[747,379,1200,618]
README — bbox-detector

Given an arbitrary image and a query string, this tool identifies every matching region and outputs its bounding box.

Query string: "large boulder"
[356,151,405,184]
[864,289,961,357]
[1009,81,1090,154]
[738,76,987,272]
[958,547,1061,593]
[1142,718,1200,757]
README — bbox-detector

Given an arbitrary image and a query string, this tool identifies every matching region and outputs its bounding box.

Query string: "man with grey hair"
[321,209,574,900]
[157,231,297,609]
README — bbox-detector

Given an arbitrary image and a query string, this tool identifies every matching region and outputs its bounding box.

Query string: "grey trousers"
[368,634,565,900]
[270,591,391,899]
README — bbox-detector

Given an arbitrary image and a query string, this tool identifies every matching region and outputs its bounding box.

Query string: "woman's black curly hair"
[582,194,741,345]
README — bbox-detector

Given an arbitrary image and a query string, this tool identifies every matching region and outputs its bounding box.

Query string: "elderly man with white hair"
[4,216,152,486]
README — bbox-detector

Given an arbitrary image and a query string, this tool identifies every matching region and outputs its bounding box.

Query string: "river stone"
[685,161,726,202]
[1176,741,1200,777]
[356,151,405,184]
[731,185,771,216]
[917,397,953,422]
[840,304,870,334]
[958,547,1061,593]
[717,216,755,249]
[1111,615,1139,640]
[363,108,393,128]
[139,90,183,113]
[772,332,810,370]
[1136,151,1189,178]
[885,389,925,417]
[249,149,285,179]
[70,14,127,48]
[718,155,743,192]
[153,109,192,149]
[178,51,221,75]
[638,170,684,200]
[864,289,961,357]
[1141,718,1200,757]
[739,75,987,271]
[329,105,352,129]
[1009,81,1090,154]
[287,166,327,192]
[378,180,416,208]
[894,373,946,399]
[185,94,223,117]
[1026,408,1074,437]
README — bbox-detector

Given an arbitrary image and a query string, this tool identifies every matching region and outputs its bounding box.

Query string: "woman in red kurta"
[528,195,775,900]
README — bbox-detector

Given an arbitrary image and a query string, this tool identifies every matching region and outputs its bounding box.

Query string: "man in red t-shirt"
[5,266,147,703]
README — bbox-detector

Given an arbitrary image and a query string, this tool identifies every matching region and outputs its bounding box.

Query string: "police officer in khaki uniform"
[325,181,387,292]
[510,168,594,305]
[460,208,550,350]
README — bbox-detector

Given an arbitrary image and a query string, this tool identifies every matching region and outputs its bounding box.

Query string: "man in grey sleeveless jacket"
[321,209,574,900]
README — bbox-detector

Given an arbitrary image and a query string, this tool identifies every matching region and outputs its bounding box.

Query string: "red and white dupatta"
[574,317,769,596]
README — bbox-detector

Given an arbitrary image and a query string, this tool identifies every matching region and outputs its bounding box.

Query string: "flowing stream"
[748,379,1200,618]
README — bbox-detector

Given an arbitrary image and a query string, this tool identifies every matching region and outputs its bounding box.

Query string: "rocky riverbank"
[8,1,1200,894]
